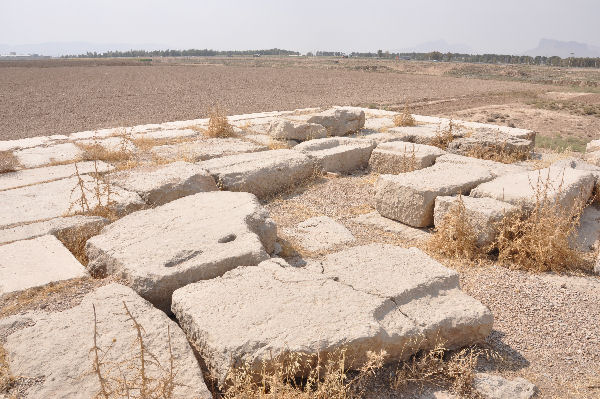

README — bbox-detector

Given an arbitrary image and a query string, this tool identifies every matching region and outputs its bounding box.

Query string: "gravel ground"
[0,59,550,140]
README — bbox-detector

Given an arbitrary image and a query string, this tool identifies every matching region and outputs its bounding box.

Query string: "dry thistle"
[0,150,20,174]
[393,106,416,127]
[206,108,235,138]
[430,121,455,150]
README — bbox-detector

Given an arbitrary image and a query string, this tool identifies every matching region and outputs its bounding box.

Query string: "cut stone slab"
[0,215,109,246]
[293,137,375,173]
[586,139,600,153]
[245,134,298,148]
[285,216,354,252]
[171,245,492,384]
[470,165,595,212]
[110,161,217,206]
[435,153,530,177]
[3,283,211,399]
[77,136,137,153]
[472,373,536,399]
[375,164,494,227]
[14,143,84,168]
[0,161,114,191]
[386,125,438,144]
[350,211,431,243]
[447,131,533,156]
[369,142,446,174]
[131,128,200,140]
[434,196,518,247]
[267,119,327,141]
[0,175,143,229]
[86,191,277,312]
[198,149,317,198]
[364,117,394,131]
[572,206,600,252]
[151,137,266,162]
[306,107,366,136]
[0,235,88,295]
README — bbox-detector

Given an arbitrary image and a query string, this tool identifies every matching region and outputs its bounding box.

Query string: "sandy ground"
[0,58,557,141]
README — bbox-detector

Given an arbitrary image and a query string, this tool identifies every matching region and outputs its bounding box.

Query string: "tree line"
[61,48,300,58]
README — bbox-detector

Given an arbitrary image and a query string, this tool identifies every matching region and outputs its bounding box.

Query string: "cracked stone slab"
[434,154,529,178]
[14,143,84,168]
[293,137,375,174]
[0,161,114,191]
[86,191,277,312]
[131,128,201,141]
[350,211,431,243]
[267,119,327,141]
[0,235,88,295]
[369,142,446,174]
[151,137,265,162]
[304,107,365,136]
[0,215,109,246]
[0,176,144,229]
[3,283,211,399]
[285,216,355,252]
[172,245,492,384]
[110,161,217,206]
[375,164,493,227]
[198,149,317,198]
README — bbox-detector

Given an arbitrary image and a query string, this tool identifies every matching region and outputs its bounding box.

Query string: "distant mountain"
[394,40,473,54]
[525,39,600,58]
[0,42,170,57]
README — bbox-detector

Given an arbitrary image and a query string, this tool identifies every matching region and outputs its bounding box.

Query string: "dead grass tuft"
[426,194,483,261]
[206,108,236,138]
[78,135,134,166]
[0,151,20,174]
[393,106,416,127]
[56,223,105,266]
[267,139,291,150]
[0,342,16,395]
[494,170,590,273]
[68,161,120,222]
[430,121,455,150]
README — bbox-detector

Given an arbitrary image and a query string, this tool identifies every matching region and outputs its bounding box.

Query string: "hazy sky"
[1,0,599,54]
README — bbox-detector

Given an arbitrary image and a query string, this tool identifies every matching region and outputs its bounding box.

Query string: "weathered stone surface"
[0,176,143,229]
[369,142,446,174]
[14,143,84,168]
[285,216,354,252]
[470,165,595,211]
[172,245,492,383]
[350,211,431,242]
[0,235,87,295]
[131,128,200,140]
[0,136,53,152]
[111,161,217,206]
[86,191,276,312]
[0,161,114,191]
[586,139,600,153]
[245,134,298,148]
[0,215,109,246]
[3,283,211,399]
[77,136,137,153]
[434,196,518,247]
[151,137,266,162]
[306,107,366,136]
[572,206,600,252]
[472,373,536,399]
[267,119,327,141]
[447,131,533,156]
[387,125,439,144]
[349,130,411,144]
[584,151,600,166]
[435,153,529,177]
[364,117,394,131]
[293,137,375,173]
[375,164,493,227]
[456,121,536,141]
[198,149,317,198]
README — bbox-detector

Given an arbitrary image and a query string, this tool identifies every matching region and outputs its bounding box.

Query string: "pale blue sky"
[1,0,599,54]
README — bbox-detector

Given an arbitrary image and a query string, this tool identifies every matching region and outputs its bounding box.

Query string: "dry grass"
[393,106,416,127]
[67,161,120,222]
[430,121,455,150]
[494,172,590,273]
[267,139,292,150]
[426,195,483,261]
[206,108,236,138]
[56,223,105,266]
[466,141,530,164]
[78,135,134,166]
[0,151,20,174]
[0,342,16,395]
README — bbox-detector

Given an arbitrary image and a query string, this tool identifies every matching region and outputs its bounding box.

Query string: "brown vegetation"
[0,151,19,174]
[206,108,236,138]
[466,142,530,164]
[393,106,416,127]
[430,121,455,150]
[68,161,119,222]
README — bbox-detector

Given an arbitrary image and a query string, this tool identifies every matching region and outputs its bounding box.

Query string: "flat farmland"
[0,57,556,140]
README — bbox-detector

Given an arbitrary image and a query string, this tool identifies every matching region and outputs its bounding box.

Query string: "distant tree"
[377,49,383,58]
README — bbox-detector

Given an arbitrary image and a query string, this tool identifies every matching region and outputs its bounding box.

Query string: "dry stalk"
[393,105,416,127]
[430,121,455,150]
[0,151,20,174]
[207,108,235,138]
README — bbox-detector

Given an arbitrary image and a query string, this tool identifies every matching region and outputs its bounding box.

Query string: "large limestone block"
[111,161,217,206]
[434,196,518,247]
[3,284,211,398]
[14,143,84,168]
[86,191,277,312]
[470,165,596,211]
[457,121,536,141]
[586,139,600,153]
[364,117,394,131]
[0,215,109,246]
[472,373,536,399]
[171,245,492,383]
[447,131,533,156]
[131,128,200,140]
[267,119,327,141]
[77,136,137,153]
[0,235,87,295]
[285,216,355,252]
[375,164,493,227]
[0,161,113,191]
[197,149,317,198]
[293,137,375,173]
[387,125,438,144]
[369,142,446,174]
[151,137,266,162]
[306,107,365,136]
[435,153,529,177]
[350,211,431,243]
[0,176,143,229]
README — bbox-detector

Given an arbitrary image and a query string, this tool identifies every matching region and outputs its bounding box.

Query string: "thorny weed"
[67,160,119,221]
[207,108,236,138]
[0,151,20,174]
[430,120,455,150]
[393,105,416,127]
